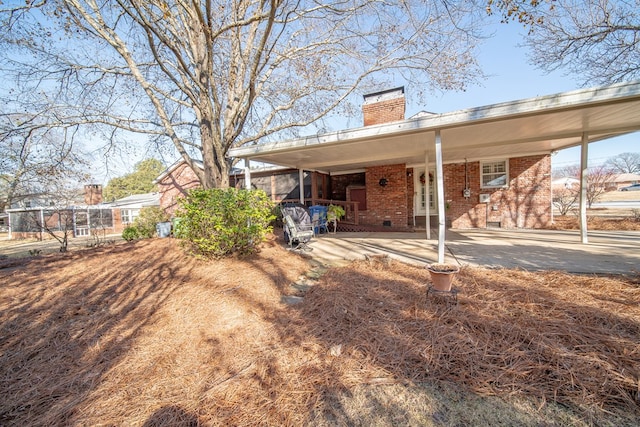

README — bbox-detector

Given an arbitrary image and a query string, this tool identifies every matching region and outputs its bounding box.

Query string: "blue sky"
[413,20,638,170]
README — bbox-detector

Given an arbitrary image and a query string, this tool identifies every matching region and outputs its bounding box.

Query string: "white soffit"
[229,81,640,172]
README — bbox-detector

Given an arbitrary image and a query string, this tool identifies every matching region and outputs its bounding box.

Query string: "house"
[228,81,640,260]
[613,173,640,190]
[229,86,554,231]
[158,83,640,239]
[6,185,160,240]
[108,192,161,232]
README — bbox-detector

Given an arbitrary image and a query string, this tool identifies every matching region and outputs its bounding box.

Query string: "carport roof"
[229,81,640,172]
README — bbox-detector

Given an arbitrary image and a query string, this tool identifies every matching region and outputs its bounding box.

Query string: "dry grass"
[1,238,639,426]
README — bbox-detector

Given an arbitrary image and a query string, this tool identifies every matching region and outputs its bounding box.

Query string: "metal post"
[299,169,305,204]
[425,151,431,240]
[435,131,446,263]
[579,133,589,244]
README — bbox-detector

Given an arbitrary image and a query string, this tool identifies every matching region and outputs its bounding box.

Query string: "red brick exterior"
[445,155,551,229]
[157,162,201,215]
[155,155,551,230]
[359,164,409,229]
[363,97,406,126]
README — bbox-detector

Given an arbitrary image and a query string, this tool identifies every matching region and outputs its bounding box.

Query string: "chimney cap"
[363,86,405,105]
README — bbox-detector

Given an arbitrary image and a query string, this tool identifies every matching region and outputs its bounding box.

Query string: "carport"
[229,81,640,262]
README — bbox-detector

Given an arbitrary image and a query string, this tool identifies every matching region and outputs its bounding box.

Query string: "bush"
[122,226,140,241]
[132,206,169,238]
[176,188,275,258]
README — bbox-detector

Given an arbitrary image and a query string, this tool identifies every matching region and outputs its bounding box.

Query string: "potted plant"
[426,263,460,292]
[326,204,345,234]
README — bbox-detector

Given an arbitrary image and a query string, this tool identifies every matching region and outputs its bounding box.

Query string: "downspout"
[435,130,446,263]
[579,133,589,244]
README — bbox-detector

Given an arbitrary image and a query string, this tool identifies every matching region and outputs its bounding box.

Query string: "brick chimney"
[84,184,103,205]
[362,86,406,126]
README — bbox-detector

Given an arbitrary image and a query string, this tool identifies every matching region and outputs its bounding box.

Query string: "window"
[121,209,139,224]
[481,160,508,188]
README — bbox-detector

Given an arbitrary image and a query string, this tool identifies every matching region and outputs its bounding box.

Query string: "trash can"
[156,221,172,238]
[309,205,328,234]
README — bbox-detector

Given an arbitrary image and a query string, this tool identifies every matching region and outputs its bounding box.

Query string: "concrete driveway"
[306,229,640,275]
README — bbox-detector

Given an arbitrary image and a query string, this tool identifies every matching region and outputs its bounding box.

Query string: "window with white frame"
[121,208,139,224]
[481,160,508,188]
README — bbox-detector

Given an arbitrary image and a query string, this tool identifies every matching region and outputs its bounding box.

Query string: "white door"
[414,168,435,216]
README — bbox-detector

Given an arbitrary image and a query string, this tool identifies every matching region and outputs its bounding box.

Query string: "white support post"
[435,131,446,263]
[425,151,431,240]
[579,133,589,244]
[244,159,251,190]
[299,169,305,204]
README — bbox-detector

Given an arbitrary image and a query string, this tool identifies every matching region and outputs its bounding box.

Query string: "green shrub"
[176,188,275,258]
[122,226,140,241]
[133,206,169,238]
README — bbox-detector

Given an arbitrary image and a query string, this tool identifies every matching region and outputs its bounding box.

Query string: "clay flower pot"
[426,263,460,292]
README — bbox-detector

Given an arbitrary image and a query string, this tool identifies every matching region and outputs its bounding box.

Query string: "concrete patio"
[304,228,640,275]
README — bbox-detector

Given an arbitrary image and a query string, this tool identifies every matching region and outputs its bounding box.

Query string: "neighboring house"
[552,177,580,191]
[6,185,160,240]
[108,192,161,232]
[613,173,640,190]
[0,212,8,233]
[154,159,203,216]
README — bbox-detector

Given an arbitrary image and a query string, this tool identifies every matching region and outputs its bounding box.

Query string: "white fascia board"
[229,80,640,159]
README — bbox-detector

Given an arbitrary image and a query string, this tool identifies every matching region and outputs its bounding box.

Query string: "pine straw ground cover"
[1,238,639,426]
[550,215,640,231]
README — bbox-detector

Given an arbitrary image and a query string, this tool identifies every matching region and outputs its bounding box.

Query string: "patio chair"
[283,214,314,251]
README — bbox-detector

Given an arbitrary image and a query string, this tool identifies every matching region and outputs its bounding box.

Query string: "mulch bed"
[550,215,640,231]
[294,260,640,414]
[1,238,639,425]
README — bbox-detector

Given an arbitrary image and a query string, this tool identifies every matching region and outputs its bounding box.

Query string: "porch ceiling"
[229,81,640,172]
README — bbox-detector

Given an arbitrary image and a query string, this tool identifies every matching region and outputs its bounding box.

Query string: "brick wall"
[157,162,201,216]
[360,164,409,229]
[363,97,406,126]
[444,155,551,229]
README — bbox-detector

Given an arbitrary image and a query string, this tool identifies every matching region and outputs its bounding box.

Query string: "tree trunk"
[199,117,231,189]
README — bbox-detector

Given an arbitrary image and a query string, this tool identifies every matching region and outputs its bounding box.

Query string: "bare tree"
[553,186,579,215]
[605,152,640,174]
[488,0,640,85]
[1,0,487,189]
[562,164,617,208]
[0,112,90,211]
